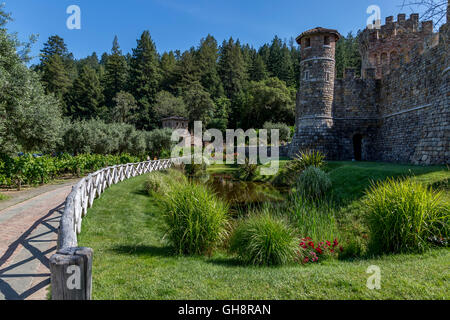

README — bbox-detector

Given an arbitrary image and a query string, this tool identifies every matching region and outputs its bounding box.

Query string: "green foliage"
[335,32,361,79]
[0,153,141,188]
[103,36,128,108]
[162,182,229,255]
[196,35,224,98]
[184,154,209,176]
[146,128,174,158]
[144,173,166,195]
[183,81,215,126]
[364,178,449,254]
[273,150,326,187]
[229,213,299,266]
[236,157,258,181]
[218,38,247,99]
[241,78,295,129]
[68,64,105,119]
[263,121,291,143]
[153,91,188,121]
[0,26,63,155]
[296,167,332,200]
[287,194,340,242]
[111,91,137,123]
[129,31,161,130]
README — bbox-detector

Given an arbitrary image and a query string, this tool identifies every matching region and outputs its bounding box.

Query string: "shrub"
[263,122,292,144]
[144,173,166,195]
[364,178,449,254]
[184,154,208,176]
[296,166,331,200]
[273,150,326,187]
[236,157,258,181]
[289,149,325,171]
[163,182,229,255]
[229,213,299,266]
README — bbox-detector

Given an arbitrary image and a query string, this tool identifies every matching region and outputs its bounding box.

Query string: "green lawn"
[78,161,449,300]
[0,193,8,201]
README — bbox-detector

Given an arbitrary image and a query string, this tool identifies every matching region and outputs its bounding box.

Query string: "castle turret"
[289,27,341,158]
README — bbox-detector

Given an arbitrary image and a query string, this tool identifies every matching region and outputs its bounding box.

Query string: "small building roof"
[161,116,189,121]
[296,27,341,45]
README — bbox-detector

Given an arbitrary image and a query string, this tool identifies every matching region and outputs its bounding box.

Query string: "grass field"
[78,161,449,300]
[0,193,8,201]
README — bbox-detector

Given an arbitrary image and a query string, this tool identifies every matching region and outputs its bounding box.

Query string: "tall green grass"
[288,194,340,242]
[364,178,449,254]
[296,166,332,200]
[230,213,299,266]
[162,182,229,255]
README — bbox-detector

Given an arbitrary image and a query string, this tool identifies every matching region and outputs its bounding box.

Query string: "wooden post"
[49,247,93,300]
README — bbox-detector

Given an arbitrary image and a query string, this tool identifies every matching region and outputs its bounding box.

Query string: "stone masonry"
[289,4,449,165]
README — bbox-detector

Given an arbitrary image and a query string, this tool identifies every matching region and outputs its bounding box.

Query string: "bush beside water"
[162,181,229,255]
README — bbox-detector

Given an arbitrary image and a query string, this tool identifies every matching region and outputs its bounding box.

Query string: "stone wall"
[374,23,449,165]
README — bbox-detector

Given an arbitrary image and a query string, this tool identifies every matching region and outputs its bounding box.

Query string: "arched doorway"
[353,134,363,161]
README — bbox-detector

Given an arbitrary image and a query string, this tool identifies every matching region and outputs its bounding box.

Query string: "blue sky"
[4,0,418,64]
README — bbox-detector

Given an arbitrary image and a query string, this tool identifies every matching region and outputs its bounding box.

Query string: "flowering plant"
[298,237,343,264]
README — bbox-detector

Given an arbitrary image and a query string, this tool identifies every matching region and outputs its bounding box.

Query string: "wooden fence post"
[49,247,93,300]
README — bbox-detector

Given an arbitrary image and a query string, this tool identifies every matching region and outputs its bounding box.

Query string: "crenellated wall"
[289,8,449,165]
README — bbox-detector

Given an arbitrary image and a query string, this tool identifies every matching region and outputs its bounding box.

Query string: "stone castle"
[288,5,449,165]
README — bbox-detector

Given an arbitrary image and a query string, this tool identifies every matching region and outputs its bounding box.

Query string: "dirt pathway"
[0,182,76,300]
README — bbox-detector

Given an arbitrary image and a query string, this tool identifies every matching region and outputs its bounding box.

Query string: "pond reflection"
[191,173,289,212]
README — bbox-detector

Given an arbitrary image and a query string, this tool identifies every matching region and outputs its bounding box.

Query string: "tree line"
[1,4,361,157]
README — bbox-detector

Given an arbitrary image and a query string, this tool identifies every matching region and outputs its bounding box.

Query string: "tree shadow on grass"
[110,245,173,258]
[205,256,245,268]
[131,189,149,197]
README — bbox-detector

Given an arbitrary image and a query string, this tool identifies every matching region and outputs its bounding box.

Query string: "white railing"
[50,158,180,300]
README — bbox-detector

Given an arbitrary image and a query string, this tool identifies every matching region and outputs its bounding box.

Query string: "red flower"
[326,241,331,247]
[339,246,344,252]
[316,247,323,254]
[303,257,309,263]
[308,242,315,248]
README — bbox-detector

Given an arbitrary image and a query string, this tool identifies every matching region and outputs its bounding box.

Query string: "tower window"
[325,72,330,82]
[324,36,330,46]
[304,70,310,80]
[304,38,311,48]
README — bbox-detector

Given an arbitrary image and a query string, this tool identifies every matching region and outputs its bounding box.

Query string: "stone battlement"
[360,13,440,80]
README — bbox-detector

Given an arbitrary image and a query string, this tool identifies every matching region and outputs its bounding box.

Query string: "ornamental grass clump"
[229,213,299,266]
[163,182,229,255]
[364,178,449,254]
[296,166,332,200]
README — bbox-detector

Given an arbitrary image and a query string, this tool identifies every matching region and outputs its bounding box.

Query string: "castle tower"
[289,27,341,158]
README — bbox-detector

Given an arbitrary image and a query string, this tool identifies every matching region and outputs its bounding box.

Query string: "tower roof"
[296,27,341,44]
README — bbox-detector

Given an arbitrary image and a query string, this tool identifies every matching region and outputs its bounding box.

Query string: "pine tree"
[68,65,105,119]
[173,48,200,93]
[196,35,224,99]
[41,54,71,102]
[39,35,74,109]
[250,54,268,81]
[218,38,247,99]
[129,31,161,130]
[103,36,128,109]
[160,51,177,93]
